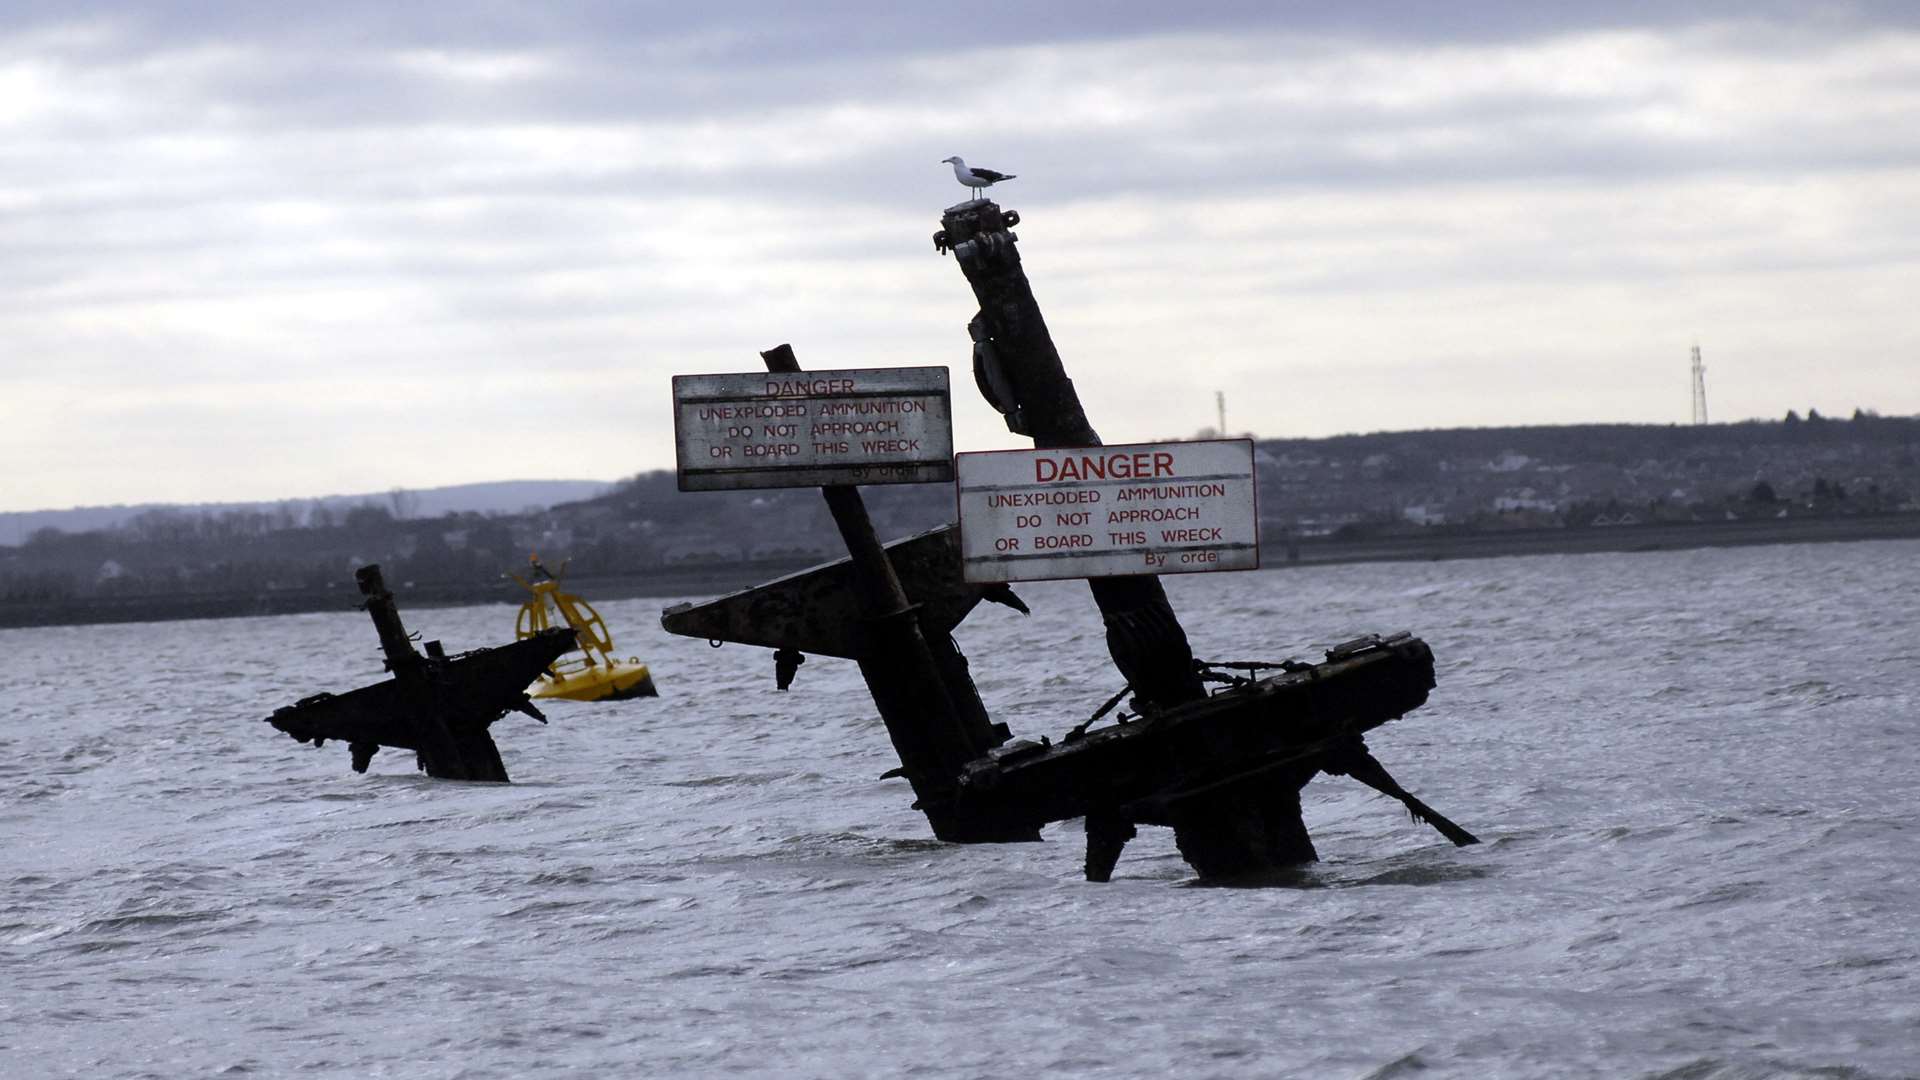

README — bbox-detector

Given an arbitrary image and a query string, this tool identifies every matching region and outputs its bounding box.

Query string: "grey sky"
[3,3,1917,512]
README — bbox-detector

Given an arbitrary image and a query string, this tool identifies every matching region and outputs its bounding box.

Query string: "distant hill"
[0,479,616,547]
[6,415,1918,629]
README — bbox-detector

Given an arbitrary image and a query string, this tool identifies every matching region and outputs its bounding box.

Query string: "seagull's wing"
[968,167,1015,183]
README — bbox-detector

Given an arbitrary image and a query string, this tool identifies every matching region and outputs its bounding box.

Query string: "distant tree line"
[4,413,1917,610]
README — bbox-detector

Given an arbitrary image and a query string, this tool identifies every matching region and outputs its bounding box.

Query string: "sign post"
[665,347,1032,843]
[955,439,1259,584]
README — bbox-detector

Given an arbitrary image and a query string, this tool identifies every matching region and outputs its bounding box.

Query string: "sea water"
[4,540,1917,1078]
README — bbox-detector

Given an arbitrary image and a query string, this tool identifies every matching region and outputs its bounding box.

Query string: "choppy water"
[4,540,1917,1079]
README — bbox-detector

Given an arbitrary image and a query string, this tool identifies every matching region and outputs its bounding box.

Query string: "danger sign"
[955,439,1259,583]
[673,367,954,491]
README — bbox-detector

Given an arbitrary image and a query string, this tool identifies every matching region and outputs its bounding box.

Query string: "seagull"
[942,156,1015,200]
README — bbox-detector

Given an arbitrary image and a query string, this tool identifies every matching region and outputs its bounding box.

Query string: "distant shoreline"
[4,513,1917,631]
[1274,513,1920,567]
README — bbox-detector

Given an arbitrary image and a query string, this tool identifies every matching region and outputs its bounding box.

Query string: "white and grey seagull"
[942,156,1016,200]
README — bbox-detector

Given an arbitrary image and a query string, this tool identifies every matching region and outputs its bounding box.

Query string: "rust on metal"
[265,565,575,782]
[659,200,1478,882]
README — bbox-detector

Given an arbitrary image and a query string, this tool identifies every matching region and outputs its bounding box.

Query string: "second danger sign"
[956,439,1259,583]
[673,367,953,491]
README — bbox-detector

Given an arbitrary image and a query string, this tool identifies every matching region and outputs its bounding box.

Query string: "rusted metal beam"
[938,199,1322,878]
[266,565,574,782]
[756,344,1034,842]
[659,525,991,659]
[937,203,1205,711]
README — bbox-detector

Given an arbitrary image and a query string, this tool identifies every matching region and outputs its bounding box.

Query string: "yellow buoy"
[511,555,658,702]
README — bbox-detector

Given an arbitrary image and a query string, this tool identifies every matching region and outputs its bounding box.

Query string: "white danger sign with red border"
[955,439,1259,583]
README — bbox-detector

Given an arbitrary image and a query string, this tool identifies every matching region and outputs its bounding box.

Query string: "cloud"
[1,5,1917,510]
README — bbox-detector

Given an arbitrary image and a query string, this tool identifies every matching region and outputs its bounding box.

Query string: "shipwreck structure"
[661,198,1477,881]
[266,565,575,781]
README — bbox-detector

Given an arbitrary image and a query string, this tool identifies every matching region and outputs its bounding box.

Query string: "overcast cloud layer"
[3,3,1917,512]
